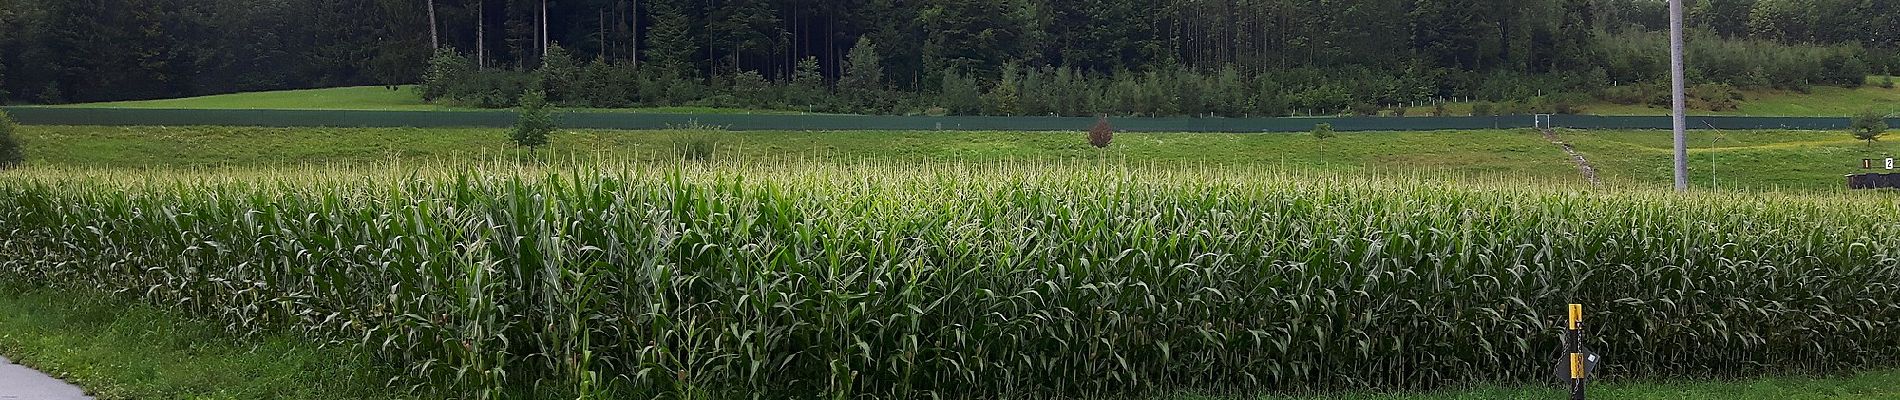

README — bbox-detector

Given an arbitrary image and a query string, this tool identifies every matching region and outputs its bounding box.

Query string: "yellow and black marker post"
[1567,303,1586,400]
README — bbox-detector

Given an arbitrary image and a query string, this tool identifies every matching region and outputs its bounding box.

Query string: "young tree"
[1851,110,1889,145]
[787,57,826,111]
[421,48,472,102]
[0,110,22,169]
[512,87,554,150]
[1312,123,1336,139]
[838,38,885,112]
[983,63,1022,115]
[1088,115,1113,148]
[537,44,581,104]
[939,68,983,115]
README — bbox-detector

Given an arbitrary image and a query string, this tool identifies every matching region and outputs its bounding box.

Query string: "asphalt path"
[0,356,90,400]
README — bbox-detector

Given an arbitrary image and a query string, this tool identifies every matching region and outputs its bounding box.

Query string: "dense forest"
[1,0,1896,116]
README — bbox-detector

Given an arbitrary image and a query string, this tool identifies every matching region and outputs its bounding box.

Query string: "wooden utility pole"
[1670,0,1688,191]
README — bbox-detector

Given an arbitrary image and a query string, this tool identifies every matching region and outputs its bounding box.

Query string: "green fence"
[3,107,1891,132]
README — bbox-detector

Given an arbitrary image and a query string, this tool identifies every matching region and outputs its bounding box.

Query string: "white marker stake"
[1887,158,1895,170]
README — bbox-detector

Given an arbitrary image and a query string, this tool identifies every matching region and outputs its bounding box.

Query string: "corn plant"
[0,162,1897,398]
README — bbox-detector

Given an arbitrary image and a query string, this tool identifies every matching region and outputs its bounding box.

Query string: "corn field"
[1,162,1898,399]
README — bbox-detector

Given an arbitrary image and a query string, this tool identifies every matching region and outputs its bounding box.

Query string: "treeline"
[428,30,1882,116]
[0,0,428,103]
[2,0,1897,109]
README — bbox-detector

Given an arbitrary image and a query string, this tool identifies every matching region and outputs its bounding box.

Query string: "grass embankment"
[18,125,1896,191]
[46,85,816,114]
[1566,129,1898,190]
[48,78,1900,117]
[0,284,401,399]
[1582,81,1900,117]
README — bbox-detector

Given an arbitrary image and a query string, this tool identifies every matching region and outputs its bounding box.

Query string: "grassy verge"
[1193,368,1900,399]
[0,284,402,399]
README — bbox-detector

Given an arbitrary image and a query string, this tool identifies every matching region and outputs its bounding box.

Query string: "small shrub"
[1471,102,1495,117]
[1312,123,1336,139]
[1851,110,1889,145]
[1350,103,1380,116]
[1548,93,1591,115]
[1391,105,1408,117]
[1432,102,1449,117]
[511,87,554,149]
[679,135,719,161]
[1596,85,1651,105]
[420,47,471,102]
[1882,76,1895,89]
[0,111,22,169]
[1088,115,1113,148]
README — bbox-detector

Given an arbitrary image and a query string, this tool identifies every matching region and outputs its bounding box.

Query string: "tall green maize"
[0,162,1896,398]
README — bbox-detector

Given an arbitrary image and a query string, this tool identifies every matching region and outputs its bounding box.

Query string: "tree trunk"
[477,0,486,68]
[638,0,646,66]
[427,0,439,50]
[542,0,550,58]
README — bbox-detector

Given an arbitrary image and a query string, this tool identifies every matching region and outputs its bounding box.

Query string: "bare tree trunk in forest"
[427,0,439,50]
[542,0,550,58]
[478,0,487,68]
[638,0,646,66]
[600,8,607,59]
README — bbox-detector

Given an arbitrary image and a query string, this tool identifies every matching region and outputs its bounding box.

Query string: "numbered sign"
[1889,158,1896,170]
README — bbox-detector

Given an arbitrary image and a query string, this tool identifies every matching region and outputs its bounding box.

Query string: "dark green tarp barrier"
[3,107,1893,132]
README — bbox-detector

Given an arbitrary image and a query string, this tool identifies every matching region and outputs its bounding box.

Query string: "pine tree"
[922,0,1023,81]
[644,0,696,79]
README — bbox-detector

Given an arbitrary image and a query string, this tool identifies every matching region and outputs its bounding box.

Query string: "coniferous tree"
[644,0,696,79]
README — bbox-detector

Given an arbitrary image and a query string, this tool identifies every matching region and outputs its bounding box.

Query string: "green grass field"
[47,86,820,114]
[52,86,450,111]
[1582,83,1900,117]
[0,284,400,400]
[16,125,1891,191]
[49,79,1900,117]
